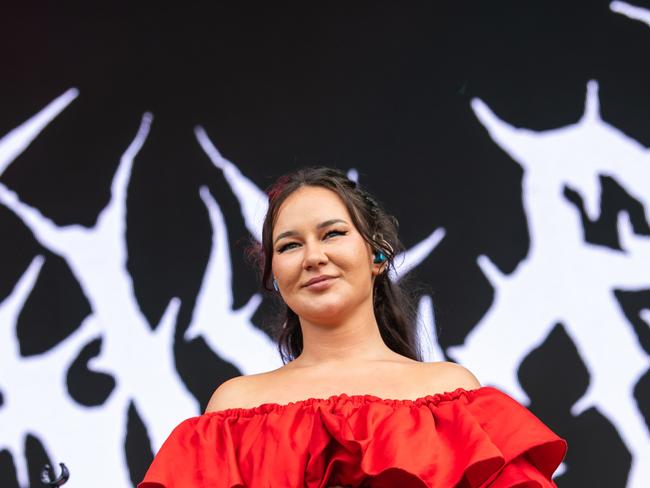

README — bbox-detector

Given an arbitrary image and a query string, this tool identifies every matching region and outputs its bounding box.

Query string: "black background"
[2,1,650,486]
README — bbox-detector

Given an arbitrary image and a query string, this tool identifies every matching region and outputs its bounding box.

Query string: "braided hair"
[246,166,422,363]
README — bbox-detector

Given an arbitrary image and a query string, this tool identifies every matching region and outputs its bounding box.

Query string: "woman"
[139,167,568,487]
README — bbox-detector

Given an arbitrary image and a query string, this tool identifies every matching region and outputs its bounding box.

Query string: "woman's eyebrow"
[273,219,348,244]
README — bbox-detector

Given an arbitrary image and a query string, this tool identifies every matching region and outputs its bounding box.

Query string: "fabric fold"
[138,386,568,488]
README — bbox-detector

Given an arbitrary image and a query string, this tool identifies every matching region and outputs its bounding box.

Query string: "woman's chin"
[295,301,348,323]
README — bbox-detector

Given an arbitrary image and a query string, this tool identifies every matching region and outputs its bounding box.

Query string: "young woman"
[139,167,567,487]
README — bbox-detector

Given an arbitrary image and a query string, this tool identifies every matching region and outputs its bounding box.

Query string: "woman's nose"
[302,241,328,268]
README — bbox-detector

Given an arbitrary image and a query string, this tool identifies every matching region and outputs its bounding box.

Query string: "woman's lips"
[304,277,336,290]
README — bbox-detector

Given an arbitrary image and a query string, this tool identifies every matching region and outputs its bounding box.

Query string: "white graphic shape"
[389,228,446,282]
[447,81,650,487]
[184,186,275,374]
[416,294,445,362]
[195,126,268,242]
[0,257,133,487]
[0,109,199,486]
[611,1,650,27]
[0,88,78,176]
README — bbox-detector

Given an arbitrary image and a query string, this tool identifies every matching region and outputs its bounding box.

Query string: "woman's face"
[271,186,381,324]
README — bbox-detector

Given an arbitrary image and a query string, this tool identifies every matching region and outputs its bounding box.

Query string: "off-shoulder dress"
[138,386,568,487]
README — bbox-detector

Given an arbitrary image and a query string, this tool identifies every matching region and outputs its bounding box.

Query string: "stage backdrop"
[1,2,649,487]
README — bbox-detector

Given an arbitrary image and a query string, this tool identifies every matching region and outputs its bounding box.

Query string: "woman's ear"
[371,250,387,276]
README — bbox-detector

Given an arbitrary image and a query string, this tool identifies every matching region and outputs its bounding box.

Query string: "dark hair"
[246,166,422,364]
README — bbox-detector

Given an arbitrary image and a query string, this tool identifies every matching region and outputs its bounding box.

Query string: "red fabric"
[138,386,567,488]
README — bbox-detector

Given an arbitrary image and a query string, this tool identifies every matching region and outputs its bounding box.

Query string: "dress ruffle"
[138,386,567,488]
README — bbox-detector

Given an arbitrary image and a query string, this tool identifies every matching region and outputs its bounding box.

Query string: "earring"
[272,278,279,292]
[373,251,387,264]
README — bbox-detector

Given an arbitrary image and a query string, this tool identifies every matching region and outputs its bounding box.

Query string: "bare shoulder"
[420,360,482,392]
[205,374,260,413]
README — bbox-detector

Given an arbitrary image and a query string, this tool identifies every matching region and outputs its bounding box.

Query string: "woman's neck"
[290,307,395,368]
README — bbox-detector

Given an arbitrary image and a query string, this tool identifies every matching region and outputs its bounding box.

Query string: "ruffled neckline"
[205,385,492,418]
[141,384,568,487]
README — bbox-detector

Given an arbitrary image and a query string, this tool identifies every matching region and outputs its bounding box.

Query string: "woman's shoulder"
[419,360,482,392]
[204,373,267,413]
[204,364,296,413]
[204,360,481,414]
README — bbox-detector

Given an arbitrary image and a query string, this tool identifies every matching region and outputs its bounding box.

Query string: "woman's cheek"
[277,265,298,295]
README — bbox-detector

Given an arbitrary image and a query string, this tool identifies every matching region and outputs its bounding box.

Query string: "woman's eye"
[325,230,346,238]
[276,230,347,253]
[277,242,298,253]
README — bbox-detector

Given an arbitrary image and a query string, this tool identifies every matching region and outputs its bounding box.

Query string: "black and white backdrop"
[1,2,649,487]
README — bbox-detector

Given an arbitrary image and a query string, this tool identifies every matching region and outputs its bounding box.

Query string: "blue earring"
[272,278,279,292]
[373,251,387,264]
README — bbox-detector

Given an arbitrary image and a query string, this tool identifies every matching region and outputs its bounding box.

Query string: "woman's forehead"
[274,187,351,229]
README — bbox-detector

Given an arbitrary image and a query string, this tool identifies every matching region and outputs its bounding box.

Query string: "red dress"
[138,386,568,487]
